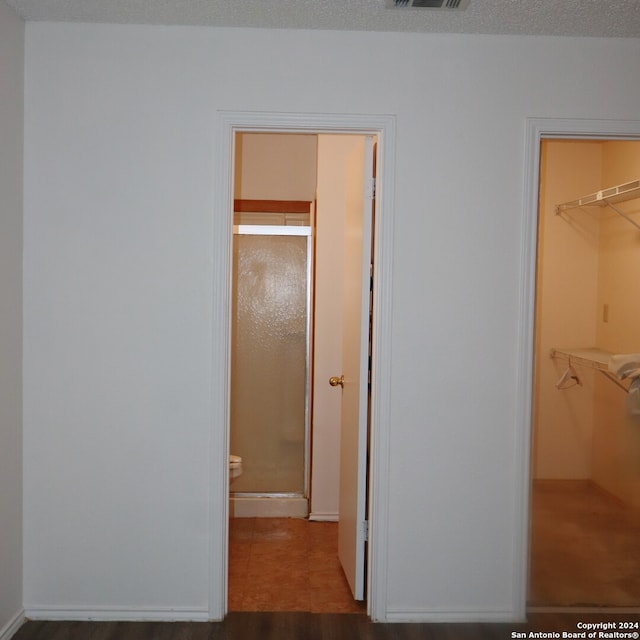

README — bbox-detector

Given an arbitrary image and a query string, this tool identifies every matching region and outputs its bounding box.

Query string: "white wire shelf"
[555,179,640,231]
[556,179,640,212]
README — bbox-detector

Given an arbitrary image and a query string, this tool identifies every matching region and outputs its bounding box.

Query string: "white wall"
[0,2,24,637]
[22,23,640,621]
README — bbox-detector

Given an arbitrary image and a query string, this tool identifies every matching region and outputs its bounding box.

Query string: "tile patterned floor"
[529,480,640,607]
[228,518,366,613]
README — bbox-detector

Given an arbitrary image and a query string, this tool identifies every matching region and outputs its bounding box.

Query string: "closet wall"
[592,142,640,507]
[535,140,640,506]
[534,140,602,479]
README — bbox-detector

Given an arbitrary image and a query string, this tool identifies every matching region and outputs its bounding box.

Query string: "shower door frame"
[209,111,396,622]
[230,221,314,500]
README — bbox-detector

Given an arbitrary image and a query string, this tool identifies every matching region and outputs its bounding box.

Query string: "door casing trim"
[209,111,396,621]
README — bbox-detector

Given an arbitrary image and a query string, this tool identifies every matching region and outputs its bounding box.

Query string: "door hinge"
[362,520,369,542]
[368,177,376,199]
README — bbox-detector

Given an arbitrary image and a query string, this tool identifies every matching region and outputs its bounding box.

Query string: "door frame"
[208,111,396,621]
[516,117,640,616]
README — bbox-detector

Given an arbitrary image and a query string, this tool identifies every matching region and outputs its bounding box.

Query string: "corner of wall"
[0,610,25,640]
[0,0,24,633]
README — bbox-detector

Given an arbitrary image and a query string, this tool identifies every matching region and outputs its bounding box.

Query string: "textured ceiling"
[5,0,640,37]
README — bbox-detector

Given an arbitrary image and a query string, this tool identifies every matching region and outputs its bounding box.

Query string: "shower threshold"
[229,493,309,518]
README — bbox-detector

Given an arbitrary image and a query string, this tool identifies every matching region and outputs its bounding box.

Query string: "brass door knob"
[329,375,345,388]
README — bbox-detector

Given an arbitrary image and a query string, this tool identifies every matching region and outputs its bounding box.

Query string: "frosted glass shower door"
[230,227,311,495]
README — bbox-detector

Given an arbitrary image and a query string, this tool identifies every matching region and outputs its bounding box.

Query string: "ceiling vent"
[387,0,470,8]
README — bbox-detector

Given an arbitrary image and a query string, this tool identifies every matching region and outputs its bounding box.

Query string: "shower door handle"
[329,375,345,388]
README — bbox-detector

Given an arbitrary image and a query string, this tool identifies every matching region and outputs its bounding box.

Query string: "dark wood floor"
[13,613,640,640]
[529,480,640,606]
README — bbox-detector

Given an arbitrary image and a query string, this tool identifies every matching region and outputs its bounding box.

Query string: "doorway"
[208,111,396,621]
[228,131,372,611]
[521,119,640,612]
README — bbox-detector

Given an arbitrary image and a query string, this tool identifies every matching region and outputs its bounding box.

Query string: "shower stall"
[229,204,312,517]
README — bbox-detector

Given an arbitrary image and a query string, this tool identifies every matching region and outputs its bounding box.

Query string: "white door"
[336,136,375,601]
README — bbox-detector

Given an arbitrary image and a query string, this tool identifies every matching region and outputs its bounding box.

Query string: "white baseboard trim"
[308,512,338,522]
[384,607,523,623]
[23,606,209,622]
[0,609,25,640]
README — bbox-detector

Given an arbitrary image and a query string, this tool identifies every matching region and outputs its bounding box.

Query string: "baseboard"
[0,609,25,640]
[23,606,209,622]
[308,512,338,522]
[384,607,522,623]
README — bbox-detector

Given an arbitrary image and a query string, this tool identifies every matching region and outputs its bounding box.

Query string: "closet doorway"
[528,134,640,609]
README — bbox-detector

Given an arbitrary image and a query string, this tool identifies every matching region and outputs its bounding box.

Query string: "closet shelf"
[550,347,612,371]
[551,347,631,393]
[555,178,640,231]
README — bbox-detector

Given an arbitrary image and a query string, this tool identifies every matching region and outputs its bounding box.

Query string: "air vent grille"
[388,0,469,8]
